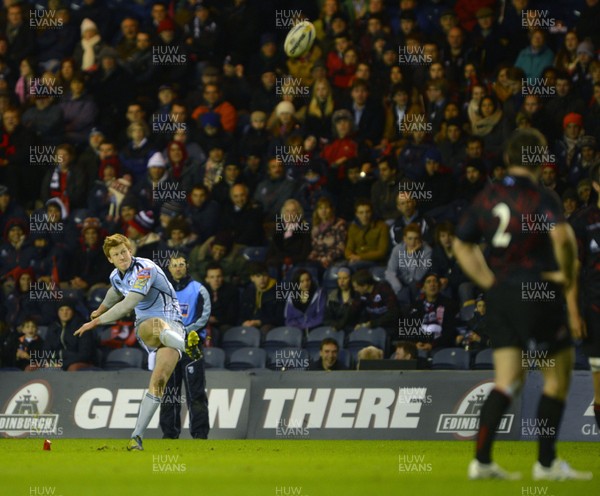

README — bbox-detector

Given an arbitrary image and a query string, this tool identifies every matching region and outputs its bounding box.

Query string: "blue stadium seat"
[431,348,470,370]
[283,265,320,284]
[346,327,388,360]
[87,286,109,311]
[104,348,144,370]
[306,326,345,351]
[460,303,475,322]
[203,347,226,369]
[221,326,261,358]
[227,347,267,370]
[322,266,345,290]
[241,246,268,262]
[473,348,494,370]
[263,326,303,350]
[267,347,309,370]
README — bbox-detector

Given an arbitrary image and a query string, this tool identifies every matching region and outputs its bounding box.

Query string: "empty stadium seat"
[267,347,310,370]
[473,348,494,370]
[227,347,267,371]
[431,348,470,370]
[104,347,144,370]
[306,326,345,352]
[322,266,344,290]
[370,266,387,282]
[263,326,303,350]
[87,286,109,311]
[221,326,261,357]
[346,327,388,359]
[241,246,268,262]
[203,347,226,369]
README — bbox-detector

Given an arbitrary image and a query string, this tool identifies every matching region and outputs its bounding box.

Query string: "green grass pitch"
[1,439,598,496]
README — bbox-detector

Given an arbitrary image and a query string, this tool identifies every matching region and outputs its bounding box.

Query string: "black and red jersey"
[570,204,600,303]
[456,175,563,284]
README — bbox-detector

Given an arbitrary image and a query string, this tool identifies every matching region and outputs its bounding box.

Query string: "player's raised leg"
[128,345,180,451]
[468,347,523,480]
[532,347,592,480]
[139,317,202,361]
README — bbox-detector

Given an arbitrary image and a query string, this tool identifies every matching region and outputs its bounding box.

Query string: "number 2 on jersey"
[492,203,512,248]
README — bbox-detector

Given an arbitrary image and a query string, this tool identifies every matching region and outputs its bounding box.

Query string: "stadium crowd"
[0,0,598,371]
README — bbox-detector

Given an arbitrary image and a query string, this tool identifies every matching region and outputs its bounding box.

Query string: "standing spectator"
[120,122,157,181]
[4,4,36,73]
[322,109,359,182]
[73,18,104,72]
[343,78,384,148]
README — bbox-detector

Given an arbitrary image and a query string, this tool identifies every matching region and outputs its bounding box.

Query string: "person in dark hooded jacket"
[43,299,95,371]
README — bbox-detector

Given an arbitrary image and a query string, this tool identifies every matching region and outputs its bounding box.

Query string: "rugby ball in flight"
[284,20,316,58]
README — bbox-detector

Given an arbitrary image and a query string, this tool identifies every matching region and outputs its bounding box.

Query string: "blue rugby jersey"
[109,257,183,324]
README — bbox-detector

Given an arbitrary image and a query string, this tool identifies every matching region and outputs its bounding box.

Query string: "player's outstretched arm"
[453,238,496,290]
[90,287,124,319]
[74,291,144,337]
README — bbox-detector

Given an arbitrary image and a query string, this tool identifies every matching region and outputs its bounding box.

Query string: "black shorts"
[583,302,600,359]
[486,282,572,353]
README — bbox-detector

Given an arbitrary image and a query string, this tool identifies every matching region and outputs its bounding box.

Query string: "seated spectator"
[294,161,332,220]
[22,93,65,146]
[73,18,104,71]
[220,183,264,247]
[336,159,374,220]
[189,232,246,286]
[239,262,284,335]
[469,96,505,160]
[4,267,55,328]
[165,140,200,193]
[323,267,356,331]
[119,122,157,181]
[385,223,432,304]
[191,83,237,134]
[321,109,358,182]
[540,163,567,199]
[431,221,469,300]
[371,158,401,223]
[125,210,160,259]
[344,199,389,269]
[406,273,458,353]
[391,341,417,360]
[184,185,220,245]
[239,110,269,160]
[390,190,432,246]
[347,269,400,337]
[15,317,45,371]
[0,185,27,238]
[203,263,239,346]
[266,199,311,277]
[514,29,554,81]
[212,160,243,207]
[308,197,347,270]
[357,345,383,367]
[0,218,33,276]
[40,144,87,211]
[156,216,197,259]
[304,78,335,142]
[555,112,584,176]
[43,300,94,371]
[284,268,326,333]
[458,295,490,351]
[68,217,112,292]
[455,160,487,204]
[60,75,98,146]
[28,233,68,284]
[253,158,297,222]
[308,337,347,371]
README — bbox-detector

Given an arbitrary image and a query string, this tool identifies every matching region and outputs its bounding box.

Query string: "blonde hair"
[103,233,132,258]
[357,346,384,361]
[308,78,334,119]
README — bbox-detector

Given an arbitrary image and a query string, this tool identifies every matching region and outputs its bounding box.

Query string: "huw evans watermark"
[275,214,310,233]
[522,78,556,97]
[274,349,309,370]
[521,146,556,165]
[152,181,187,201]
[521,10,556,29]
[521,418,556,439]
[276,77,309,97]
[521,214,555,233]
[399,114,432,133]
[398,46,433,65]
[521,350,555,369]
[275,418,309,438]
[152,114,187,133]
[275,10,308,29]
[152,46,186,65]
[398,454,432,472]
[398,182,433,201]
[275,282,309,301]
[274,145,309,165]
[152,454,187,473]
